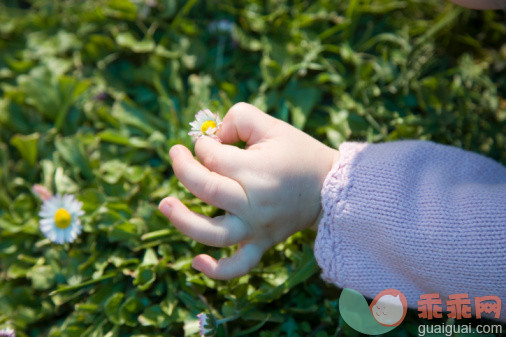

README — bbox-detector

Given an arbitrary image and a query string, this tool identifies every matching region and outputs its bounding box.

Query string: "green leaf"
[116,32,155,53]
[10,133,39,166]
[54,167,79,194]
[105,292,124,325]
[111,100,156,134]
[284,80,321,129]
[98,130,150,148]
[134,266,156,291]
[27,265,55,290]
[78,189,106,212]
[55,75,90,129]
[105,0,138,21]
[141,248,158,266]
[55,137,93,179]
[250,246,319,303]
[138,305,168,328]
[108,221,139,242]
[236,314,271,336]
[119,297,144,327]
[141,229,172,241]
[50,272,117,295]
[7,263,31,279]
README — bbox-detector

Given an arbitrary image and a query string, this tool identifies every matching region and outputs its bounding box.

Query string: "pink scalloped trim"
[314,142,369,286]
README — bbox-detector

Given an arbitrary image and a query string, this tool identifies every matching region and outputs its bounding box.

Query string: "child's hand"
[159,103,339,279]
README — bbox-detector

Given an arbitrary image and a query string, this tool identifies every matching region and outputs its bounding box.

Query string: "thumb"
[217,102,276,145]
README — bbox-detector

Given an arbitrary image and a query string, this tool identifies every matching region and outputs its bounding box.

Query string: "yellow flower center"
[200,120,217,133]
[54,208,72,229]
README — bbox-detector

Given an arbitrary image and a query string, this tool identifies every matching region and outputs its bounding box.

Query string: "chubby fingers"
[217,102,276,145]
[191,240,270,280]
[159,197,252,247]
[195,136,247,178]
[170,144,247,213]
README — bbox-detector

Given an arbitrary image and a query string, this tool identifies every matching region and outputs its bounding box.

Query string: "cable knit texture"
[314,140,506,322]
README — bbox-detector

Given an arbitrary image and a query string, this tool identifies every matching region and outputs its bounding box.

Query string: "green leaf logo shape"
[339,288,408,335]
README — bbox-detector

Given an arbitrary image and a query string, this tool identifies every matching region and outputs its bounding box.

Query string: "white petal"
[62,226,73,243]
[74,222,83,236]
[43,227,58,242]
[203,109,214,119]
[204,127,216,135]
[40,199,59,216]
[39,208,56,218]
[195,111,207,122]
[56,230,65,244]
[67,201,82,214]
[39,218,54,228]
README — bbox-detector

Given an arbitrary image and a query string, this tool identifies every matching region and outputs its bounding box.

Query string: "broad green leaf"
[134,266,156,291]
[54,167,79,194]
[141,248,158,266]
[7,263,31,279]
[105,0,137,21]
[119,297,144,327]
[105,292,124,325]
[108,221,139,242]
[111,100,156,134]
[78,189,106,212]
[98,130,150,148]
[27,265,55,290]
[284,80,321,129]
[138,305,168,328]
[116,32,155,53]
[10,133,39,166]
[55,137,93,179]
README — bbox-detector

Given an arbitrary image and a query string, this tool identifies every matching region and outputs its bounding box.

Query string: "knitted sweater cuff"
[312,140,506,322]
[313,141,368,287]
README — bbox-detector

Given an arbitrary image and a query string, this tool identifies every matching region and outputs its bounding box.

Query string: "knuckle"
[201,150,217,170]
[213,230,228,247]
[228,102,249,119]
[202,173,221,200]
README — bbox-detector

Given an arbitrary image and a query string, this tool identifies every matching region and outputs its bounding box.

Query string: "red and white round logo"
[370,289,408,327]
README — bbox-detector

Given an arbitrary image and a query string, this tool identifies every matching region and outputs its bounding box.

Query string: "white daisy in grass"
[0,328,15,337]
[37,192,84,244]
[197,313,217,337]
[188,109,222,142]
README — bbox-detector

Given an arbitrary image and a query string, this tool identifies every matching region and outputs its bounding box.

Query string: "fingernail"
[192,260,202,272]
[159,199,172,216]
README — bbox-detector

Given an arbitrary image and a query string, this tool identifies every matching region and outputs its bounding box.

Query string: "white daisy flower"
[197,313,217,337]
[188,109,222,142]
[38,194,84,244]
[0,328,15,337]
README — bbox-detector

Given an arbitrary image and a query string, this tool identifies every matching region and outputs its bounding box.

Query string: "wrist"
[310,148,340,231]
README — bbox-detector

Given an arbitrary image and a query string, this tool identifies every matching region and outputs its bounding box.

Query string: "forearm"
[314,140,506,321]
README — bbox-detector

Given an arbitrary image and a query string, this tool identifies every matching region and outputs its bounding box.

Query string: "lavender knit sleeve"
[314,140,506,321]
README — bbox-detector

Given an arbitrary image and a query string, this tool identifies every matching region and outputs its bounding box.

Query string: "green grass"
[0,0,505,336]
